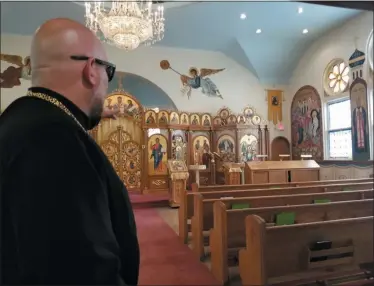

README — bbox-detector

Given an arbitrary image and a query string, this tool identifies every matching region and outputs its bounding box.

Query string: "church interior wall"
[283,11,373,178]
[0,34,268,117]
[1,11,373,186]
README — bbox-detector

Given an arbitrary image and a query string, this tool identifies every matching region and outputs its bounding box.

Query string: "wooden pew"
[239,215,373,286]
[178,179,373,243]
[191,186,374,259]
[192,178,373,193]
[209,199,374,284]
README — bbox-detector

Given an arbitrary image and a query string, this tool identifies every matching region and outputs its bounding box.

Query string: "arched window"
[323,59,350,96]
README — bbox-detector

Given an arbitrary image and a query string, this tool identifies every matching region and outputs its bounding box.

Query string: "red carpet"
[135,208,219,285]
[130,193,169,209]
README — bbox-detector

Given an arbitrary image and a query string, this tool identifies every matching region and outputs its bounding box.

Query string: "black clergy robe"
[0,87,139,285]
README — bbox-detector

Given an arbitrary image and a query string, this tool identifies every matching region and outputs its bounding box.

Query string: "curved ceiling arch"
[109,72,178,111]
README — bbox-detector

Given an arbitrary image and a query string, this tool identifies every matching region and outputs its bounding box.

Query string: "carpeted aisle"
[134,208,219,285]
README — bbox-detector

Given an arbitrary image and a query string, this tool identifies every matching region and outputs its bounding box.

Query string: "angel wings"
[1,54,31,89]
[180,67,225,99]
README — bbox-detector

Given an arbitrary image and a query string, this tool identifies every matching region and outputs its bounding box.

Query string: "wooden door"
[271,136,290,160]
[100,126,141,191]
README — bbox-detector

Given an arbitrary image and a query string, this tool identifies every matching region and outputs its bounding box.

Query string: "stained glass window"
[327,99,352,159]
[328,62,349,94]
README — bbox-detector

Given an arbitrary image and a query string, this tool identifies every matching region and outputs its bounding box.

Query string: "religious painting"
[240,134,258,162]
[291,85,323,160]
[1,54,31,88]
[251,115,261,125]
[105,93,140,118]
[243,107,254,119]
[193,135,210,168]
[145,110,157,124]
[217,135,236,162]
[170,112,180,124]
[228,115,237,125]
[158,111,169,124]
[213,116,222,126]
[160,60,224,99]
[350,78,370,161]
[172,130,187,161]
[190,114,200,125]
[180,112,189,125]
[201,114,211,126]
[237,115,246,124]
[148,134,168,175]
[219,108,230,120]
[167,160,188,172]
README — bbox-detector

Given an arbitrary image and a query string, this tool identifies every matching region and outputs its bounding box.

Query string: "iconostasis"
[89,91,270,194]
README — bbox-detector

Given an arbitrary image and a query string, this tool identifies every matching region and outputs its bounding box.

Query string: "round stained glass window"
[323,59,350,96]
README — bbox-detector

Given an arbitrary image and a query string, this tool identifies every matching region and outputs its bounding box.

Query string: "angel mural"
[160,60,224,99]
[1,54,31,88]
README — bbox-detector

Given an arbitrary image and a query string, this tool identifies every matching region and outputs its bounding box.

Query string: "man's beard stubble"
[87,98,103,130]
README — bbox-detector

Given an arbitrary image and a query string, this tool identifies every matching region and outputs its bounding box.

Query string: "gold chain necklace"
[27,91,87,134]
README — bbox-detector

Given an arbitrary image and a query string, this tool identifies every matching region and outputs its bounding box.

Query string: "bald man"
[0,19,139,285]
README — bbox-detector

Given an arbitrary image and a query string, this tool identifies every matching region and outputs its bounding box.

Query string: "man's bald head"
[31,18,106,71]
[30,18,111,120]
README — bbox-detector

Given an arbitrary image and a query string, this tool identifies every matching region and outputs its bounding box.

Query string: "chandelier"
[85,1,165,51]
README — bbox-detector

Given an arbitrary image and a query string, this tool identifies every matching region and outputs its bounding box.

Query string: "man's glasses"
[70,55,116,82]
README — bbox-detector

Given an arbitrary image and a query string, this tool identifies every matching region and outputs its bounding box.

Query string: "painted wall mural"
[104,93,141,119]
[291,85,323,160]
[0,54,31,88]
[148,134,168,175]
[109,71,177,110]
[348,48,370,161]
[160,60,224,99]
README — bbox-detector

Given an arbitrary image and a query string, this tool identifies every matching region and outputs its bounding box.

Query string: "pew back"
[210,199,374,284]
[191,178,373,193]
[179,181,374,243]
[191,189,373,258]
[239,216,373,286]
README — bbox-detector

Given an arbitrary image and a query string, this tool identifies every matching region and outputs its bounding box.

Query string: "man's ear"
[82,58,97,87]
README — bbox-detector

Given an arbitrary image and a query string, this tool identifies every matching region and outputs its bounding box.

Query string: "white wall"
[1,34,267,117]
[285,11,374,159]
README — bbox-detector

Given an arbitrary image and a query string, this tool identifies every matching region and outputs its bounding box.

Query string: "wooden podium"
[244,160,320,184]
[167,160,189,208]
[223,162,245,185]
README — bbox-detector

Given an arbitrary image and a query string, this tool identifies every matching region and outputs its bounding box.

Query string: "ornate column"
[257,125,263,156]
[235,128,240,163]
[117,126,124,183]
[142,128,148,192]
[264,125,269,159]
[187,130,193,186]
[168,128,173,159]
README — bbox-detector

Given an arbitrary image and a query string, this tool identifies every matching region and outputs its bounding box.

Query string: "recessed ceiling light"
[256,29,262,34]
[240,13,246,19]
[302,29,308,34]
[298,7,303,14]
